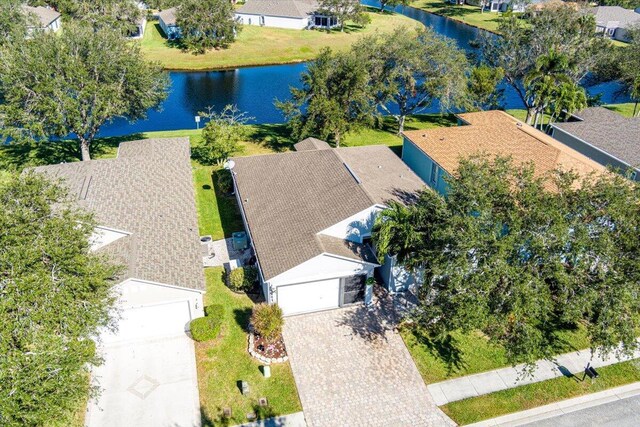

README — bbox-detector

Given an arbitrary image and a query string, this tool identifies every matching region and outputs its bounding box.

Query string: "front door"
[340,274,366,306]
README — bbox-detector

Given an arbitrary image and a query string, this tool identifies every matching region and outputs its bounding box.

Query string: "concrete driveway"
[85,334,201,427]
[283,301,454,427]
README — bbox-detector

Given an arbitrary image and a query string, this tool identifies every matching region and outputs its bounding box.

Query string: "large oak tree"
[0,24,169,161]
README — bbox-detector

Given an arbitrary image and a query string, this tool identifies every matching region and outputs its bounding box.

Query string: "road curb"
[466,381,640,426]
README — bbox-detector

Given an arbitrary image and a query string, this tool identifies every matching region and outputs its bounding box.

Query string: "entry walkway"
[428,344,640,405]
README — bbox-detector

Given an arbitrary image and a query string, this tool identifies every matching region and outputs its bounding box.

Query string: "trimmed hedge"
[227,266,258,292]
[190,304,224,342]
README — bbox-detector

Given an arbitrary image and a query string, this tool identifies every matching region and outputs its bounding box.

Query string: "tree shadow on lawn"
[409,328,467,376]
[211,168,245,238]
[233,307,252,333]
[247,124,295,152]
[0,133,145,170]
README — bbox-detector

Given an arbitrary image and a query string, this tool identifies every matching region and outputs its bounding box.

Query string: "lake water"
[100,1,626,137]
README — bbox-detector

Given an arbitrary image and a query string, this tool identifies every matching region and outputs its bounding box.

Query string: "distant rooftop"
[231,144,425,280]
[402,110,606,179]
[552,107,640,168]
[590,6,640,28]
[32,138,205,291]
[236,0,319,19]
[294,137,332,151]
[22,5,60,27]
[158,7,177,26]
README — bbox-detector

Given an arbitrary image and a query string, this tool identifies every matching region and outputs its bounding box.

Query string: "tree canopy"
[176,0,239,53]
[0,24,169,161]
[373,156,640,369]
[193,105,252,165]
[0,0,33,46]
[479,6,609,124]
[318,0,368,31]
[0,172,119,426]
[65,0,144,35]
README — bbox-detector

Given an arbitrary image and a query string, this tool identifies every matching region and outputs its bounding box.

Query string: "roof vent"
[378,165,382,169]
[516,122,523,128]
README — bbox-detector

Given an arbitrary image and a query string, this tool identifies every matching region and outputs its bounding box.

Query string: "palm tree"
[372,201,421,269]
[547,81,587,124]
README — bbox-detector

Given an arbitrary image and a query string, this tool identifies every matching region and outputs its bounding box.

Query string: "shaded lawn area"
[197,268,301,426]
[140,9,422,70]
[401,325,590,384]
[409,0,503,33]
[442,359,640,425]
[604,102,638,118]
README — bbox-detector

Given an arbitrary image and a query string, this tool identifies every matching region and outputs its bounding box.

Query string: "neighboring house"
[128,2,148,39]
[33,138,206,340]
[590,6,640,42]
[550,107,640,181]
[402,110,607,195]
[158,7,181,39]
[229,144,426,316]
[488,0,526,13]
[235,0,339,30]
[22,5,61,33]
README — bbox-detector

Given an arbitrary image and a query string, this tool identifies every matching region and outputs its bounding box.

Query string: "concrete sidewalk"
[467,381,640,426]
[428,345,640,405]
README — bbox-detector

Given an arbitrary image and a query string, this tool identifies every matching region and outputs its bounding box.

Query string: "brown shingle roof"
[22,5,60,27]
[158,7,177,26]
[231,146,425,281]
[237,0,319,19]
[293,137,332,151]
[402,110,606,180]
[32,138,205,291]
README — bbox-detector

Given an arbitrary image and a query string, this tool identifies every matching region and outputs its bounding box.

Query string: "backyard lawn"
[140,9,422,70]
[409,0,502,33]
[442,359,640,425]
[604,102,638,118]
[196,268,301,425]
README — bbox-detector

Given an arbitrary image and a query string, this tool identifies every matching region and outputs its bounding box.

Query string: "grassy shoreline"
[140,10,422,71]
[409,0,502,33]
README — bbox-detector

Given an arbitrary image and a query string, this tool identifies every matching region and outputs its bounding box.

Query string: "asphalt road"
[524,394,640,427]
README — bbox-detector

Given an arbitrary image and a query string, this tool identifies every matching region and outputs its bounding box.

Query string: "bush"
[251,303,283,343]
[190,311,223,342]
[204,303,224,318]
[215,169,234,194]
[227,266,258,292]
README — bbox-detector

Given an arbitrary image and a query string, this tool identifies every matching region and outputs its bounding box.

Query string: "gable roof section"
[22,5,60,27]
[552,107,640,169]
[236,0,319,19]
[32,138,205,291]
[591,6,640,28]
[294,137,332,151]
[231,146,425,281]
[402,110,606,180]
[158,7,177,26]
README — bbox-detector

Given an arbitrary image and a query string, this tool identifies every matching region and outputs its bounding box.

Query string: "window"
[429,163,438,184]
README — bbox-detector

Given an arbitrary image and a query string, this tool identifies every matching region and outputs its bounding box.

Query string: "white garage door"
[277,279,340,316]
[102,300,193,344]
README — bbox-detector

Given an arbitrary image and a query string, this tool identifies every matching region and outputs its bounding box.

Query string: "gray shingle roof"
[158,7,177,26]
[590,6,640,28]
[231,146,425,281]
[22,5,60,27]
[32,138,205,291]
[236,0,319,19]
[293,137,332,151]
[552,107,640,168]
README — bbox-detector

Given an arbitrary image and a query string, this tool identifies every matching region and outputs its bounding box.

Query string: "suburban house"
[402,110,607,195]
[33,138,204,426]
[235,0,339,30]
[22,5,61,33]
[487,0,526,13]
[229,144,426,316]
[590,6,640,42]
[550,107,640,181]
[158,7,181,39]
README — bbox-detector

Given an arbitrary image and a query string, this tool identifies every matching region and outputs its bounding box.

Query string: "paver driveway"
[283,301,454,427]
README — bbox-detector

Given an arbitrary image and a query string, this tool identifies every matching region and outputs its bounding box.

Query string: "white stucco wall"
[234,13,310,29]
[318,205,382,243]
[115,278,205,319]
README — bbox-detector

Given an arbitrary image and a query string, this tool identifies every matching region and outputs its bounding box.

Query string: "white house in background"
[590,6,640,42]
[127,1,148,39]
[33,138,206,340]
[230,141,426,316]
[158,7,181,39]
[22,5,61,33]
[235,0,338,30]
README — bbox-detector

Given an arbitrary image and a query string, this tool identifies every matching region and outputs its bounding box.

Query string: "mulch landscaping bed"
[251,334,287,360]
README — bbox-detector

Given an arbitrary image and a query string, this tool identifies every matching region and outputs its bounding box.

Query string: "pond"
[99,1,626,137]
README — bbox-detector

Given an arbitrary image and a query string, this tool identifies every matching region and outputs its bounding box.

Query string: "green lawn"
[604,102,639,118]
[401,325,590,384]
[196,268,301,425]
[442,359,640,425]
[409,0,503,33]
[140,9,422,70]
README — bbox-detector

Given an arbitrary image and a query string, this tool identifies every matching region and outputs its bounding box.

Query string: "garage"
[101,300,193,344]
[277,278,341,316]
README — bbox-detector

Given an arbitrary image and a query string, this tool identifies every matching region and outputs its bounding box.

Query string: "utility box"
[262,365,271,378]
[241,380,250,395]
[232,232,248,250]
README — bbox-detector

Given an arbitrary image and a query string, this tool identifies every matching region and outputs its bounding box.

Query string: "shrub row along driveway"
[283,302,454,427]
